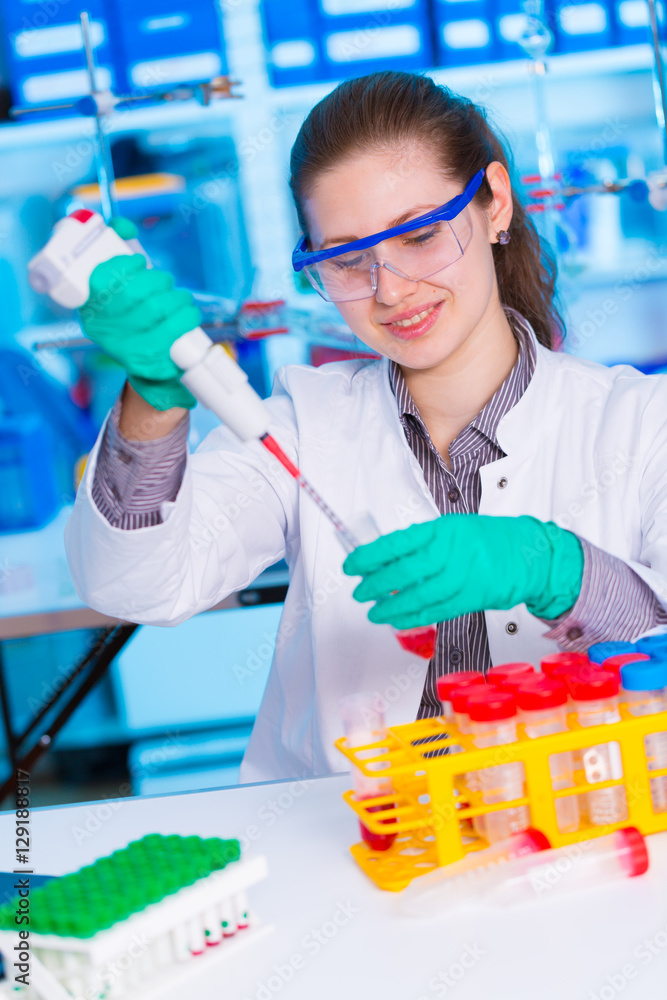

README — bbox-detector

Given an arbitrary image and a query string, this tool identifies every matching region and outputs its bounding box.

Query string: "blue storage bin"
[612,0,650,45]
[434,0,496,65]
[0,0,116,107]
[261,0,324,87]
[318,1,433,79]
[551,0,613,51]
[109,0,227,93]
[0,414,60,532]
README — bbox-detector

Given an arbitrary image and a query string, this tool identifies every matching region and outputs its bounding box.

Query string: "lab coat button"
[505,621,518,635]
[497,477,508,489]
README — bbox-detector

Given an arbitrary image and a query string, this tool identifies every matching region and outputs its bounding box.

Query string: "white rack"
[0,854,270,1000]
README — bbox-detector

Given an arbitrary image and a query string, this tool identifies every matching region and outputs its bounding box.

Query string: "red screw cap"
[436,671,485,703]
[540,652,590,677]
[602,652,650,675]
[516,679,568,711]
[449,685,480,714]
[568,670,619,701]
[467,689,517,722]
[487,663,534,686]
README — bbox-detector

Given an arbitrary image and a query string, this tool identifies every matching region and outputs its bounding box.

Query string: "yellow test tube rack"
[335,706,667,891]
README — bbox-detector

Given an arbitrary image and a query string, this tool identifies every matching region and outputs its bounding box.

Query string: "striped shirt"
[92,310,667,713]
[388,308,667,717]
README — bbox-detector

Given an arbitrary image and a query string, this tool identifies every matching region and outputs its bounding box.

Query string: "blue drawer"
[320,10,433,79]
[552,0,613,50]
[317,0,425,23]
[1,3,117,107]
[261,0,324,87]
[434,0,496,65]
[612,0,650,44]
[109,0,227,92]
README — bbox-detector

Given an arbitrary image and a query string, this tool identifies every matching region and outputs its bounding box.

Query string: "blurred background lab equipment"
[0,0,666,808]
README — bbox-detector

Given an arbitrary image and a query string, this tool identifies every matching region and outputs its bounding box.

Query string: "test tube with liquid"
[621,659,667,813]
[516,677,580,833]
[340,692,397,851]
[568,671,628,826]
[340,512,438,660]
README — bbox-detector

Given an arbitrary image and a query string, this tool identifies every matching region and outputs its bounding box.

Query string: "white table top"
[2,776,667,1000]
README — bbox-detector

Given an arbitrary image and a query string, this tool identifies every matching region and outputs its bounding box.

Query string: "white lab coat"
[65,325,667,781]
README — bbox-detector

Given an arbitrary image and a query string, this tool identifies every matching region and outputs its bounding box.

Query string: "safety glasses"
[292,168,486,303]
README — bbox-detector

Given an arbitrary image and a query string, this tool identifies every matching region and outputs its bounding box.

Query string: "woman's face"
[303,145,512,370]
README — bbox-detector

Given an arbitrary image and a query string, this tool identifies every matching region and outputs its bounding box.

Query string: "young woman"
[66,72,667,782]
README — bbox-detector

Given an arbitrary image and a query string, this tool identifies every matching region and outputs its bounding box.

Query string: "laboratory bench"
[0,774,666,1000]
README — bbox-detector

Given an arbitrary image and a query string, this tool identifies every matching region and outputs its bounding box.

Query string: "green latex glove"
[343,514,584,628]
[79,217,202,411]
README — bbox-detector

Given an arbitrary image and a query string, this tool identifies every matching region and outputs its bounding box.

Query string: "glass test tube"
[340,691,397,851]
[516,677,580,833]
[621,659,667,813]
[569,671,628,826]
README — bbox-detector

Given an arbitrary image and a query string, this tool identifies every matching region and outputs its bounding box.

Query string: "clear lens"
[306,208,473,303]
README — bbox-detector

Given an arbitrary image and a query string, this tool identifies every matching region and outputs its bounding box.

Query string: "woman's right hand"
[79,220,203,411]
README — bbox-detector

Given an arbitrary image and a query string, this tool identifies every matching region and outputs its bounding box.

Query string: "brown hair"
[289,71,563,349]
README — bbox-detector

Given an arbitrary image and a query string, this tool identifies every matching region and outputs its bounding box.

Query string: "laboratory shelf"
[0,44,656,150]
[265,43,655,110]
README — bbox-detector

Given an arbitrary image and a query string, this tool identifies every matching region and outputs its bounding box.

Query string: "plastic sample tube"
[219,897,237,937]
[341,512,438,660]
[466,689,530,843]
[436,671,486,719]
[486,663,535,686]
[400,828,550,917]
[568,671,628,826]
[235,890,250,930]
[516,679,580,833]
[203,905,222,946]
[540,652,590,678]
[620,659,667,814]
[402,827,647,917]
[340,691,397,851]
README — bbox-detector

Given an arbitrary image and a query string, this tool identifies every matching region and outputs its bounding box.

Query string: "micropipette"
[27,210,360,555]
[28,211,439,654]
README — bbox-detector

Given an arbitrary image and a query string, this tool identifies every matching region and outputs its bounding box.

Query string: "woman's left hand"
[342,513,584,629]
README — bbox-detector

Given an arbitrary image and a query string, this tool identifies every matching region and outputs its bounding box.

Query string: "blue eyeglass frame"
[292,167,486,273]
